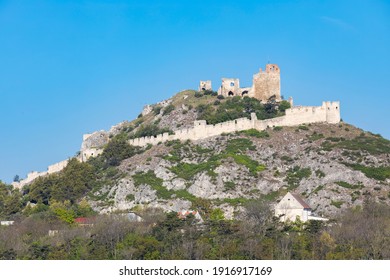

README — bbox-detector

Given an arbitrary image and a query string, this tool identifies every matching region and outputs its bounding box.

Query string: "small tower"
[217,78,240,97]
[199,80,212,91]
[252,64,281,101]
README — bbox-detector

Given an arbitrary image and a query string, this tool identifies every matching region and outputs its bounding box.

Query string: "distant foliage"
[162,104,175,116]
[102,136,139,166]
[130,124,173,140]
[26,158,95,205]
[197,96,286,125]
[240,129,270,138]
[0,181,23,219]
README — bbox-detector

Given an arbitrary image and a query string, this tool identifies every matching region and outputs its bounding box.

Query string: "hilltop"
[6,90,389,219]
[1,89,390,260]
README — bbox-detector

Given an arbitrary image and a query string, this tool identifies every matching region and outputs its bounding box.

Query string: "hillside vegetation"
[1,90,390,260]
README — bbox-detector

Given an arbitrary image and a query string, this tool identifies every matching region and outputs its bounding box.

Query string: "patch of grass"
[335,181,363,190]
[331,200,343,208]
[170,161,220,180]
[228,154,266,175]
[222,197,249,206]
[226,138,256,153]
[337,135,390,155]
[351,190,361,202]
[298,125,309,131]
[344,163,390,181]
[315,169,326,178]
[262,190,286,201]
[281,155,294,163]
[224,181,236,191]
[162,104,175,116]
[240,129,269,138]
[285,166,312,189]
[273,126,283,131]
[126,194,135,201]
[312,185,324,194]
[132,171,196,201]
[307,132,324,141]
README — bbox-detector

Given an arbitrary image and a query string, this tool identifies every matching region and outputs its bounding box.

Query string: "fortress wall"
[284,106,327,126]
[324,101,340,124]
[255,116,286,130]
[47,159,69,174]
[126,102,339,147]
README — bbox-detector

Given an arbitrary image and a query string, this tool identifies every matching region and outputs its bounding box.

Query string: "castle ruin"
[12,64,341,189]
[209,64,281,101]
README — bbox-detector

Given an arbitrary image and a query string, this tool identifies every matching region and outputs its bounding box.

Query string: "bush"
[162,104,175,116]
[102,137,138,166]
[241,129,269,138]
[153,106,162,115]
[217,95,225,100]
[130,124,173,139]
[194,92,203,98]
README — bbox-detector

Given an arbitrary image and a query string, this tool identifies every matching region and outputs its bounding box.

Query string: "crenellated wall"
[128,101,340,147]
[12,159,70,189]
[13,101,340,189]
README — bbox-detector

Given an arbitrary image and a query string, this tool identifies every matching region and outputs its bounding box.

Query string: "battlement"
[128,101,340,147]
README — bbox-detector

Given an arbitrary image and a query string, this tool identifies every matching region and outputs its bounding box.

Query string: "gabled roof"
[290,193,311,209]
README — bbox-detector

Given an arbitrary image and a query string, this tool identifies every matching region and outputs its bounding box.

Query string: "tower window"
[230,82,234,86]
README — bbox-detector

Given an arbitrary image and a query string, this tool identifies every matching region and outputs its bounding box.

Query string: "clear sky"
[0,0,389,183]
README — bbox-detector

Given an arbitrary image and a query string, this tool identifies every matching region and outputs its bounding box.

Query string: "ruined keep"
[198,80,212,91]
[215,64,281,101]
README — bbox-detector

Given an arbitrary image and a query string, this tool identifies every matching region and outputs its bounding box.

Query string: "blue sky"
[0,0,389,183]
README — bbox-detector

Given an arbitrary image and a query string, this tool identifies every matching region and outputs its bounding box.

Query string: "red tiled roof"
[177,211,198,219]
[291,193,311,209]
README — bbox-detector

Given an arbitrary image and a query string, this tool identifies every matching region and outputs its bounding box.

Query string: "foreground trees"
[0,199,389,260]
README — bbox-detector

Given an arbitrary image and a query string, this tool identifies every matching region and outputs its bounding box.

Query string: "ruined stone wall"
[13,101,340,189]
[252,64,281,101]
[128,102,340,147]
[217,78,240,97]
[12,159,71,189]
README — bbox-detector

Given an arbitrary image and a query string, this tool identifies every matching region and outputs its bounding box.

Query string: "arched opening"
[201,87,206,91]
[241,90,248,96]
[228,91,234,96]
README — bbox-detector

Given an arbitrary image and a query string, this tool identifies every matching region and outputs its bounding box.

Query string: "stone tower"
[199,80,212,91]
[252,64,281,101]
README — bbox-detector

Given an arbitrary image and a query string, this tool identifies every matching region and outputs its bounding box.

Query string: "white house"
[275,192,328,222]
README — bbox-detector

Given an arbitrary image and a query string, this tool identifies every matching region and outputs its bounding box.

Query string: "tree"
[13,175,20,182]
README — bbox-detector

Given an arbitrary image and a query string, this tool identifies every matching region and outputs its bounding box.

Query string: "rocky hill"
[3,90,390,221]
[67,91,390,219]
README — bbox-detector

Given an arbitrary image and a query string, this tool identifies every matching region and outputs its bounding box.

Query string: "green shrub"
[331,200,343,208]
[153,106,162,115]
[344,163,390,181]
[285,166,312,189]
[241,129,269,138]
[162,104,175,116]
[130,124,173,139]
[194,92,203,98]
[336,181,363,190]
[298,125,309,131]
[224,181,236,191]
